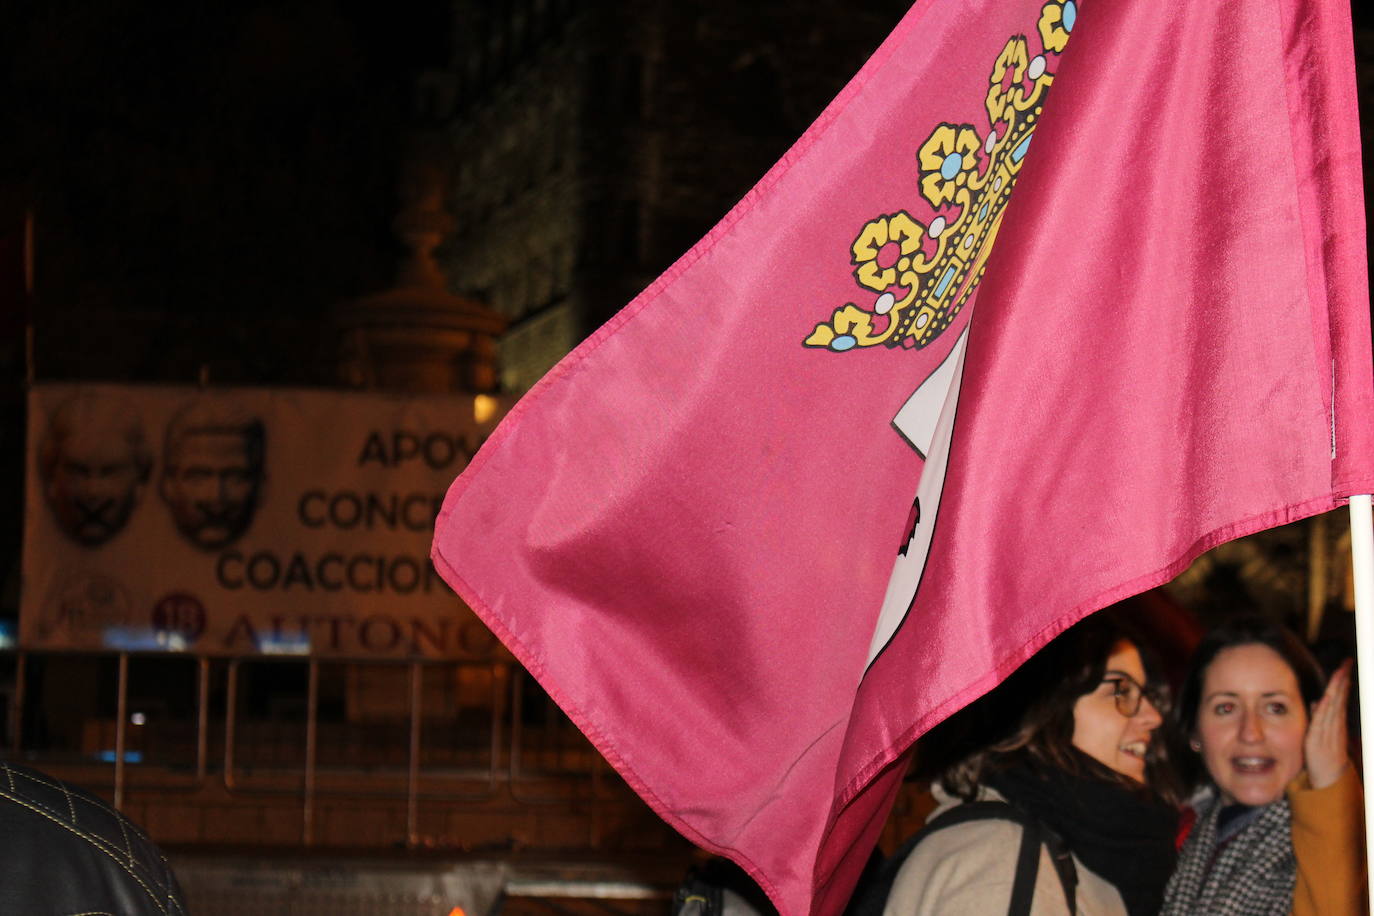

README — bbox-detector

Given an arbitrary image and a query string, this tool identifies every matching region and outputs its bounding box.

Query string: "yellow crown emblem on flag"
[805,1,1076,353]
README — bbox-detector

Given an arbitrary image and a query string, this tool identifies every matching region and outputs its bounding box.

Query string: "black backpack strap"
[922,799,1027,832]
[1039,823,1078,913]
[1007,813,1043,916]
[1001,814,1078,916]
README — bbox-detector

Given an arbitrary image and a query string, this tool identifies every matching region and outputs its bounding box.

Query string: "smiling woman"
[853,609,1180,916]
[1161,617,1363,916]
[1069,641,1163,785]
[1195,644,1312,807]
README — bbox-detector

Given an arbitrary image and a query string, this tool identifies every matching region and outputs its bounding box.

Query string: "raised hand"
[1304,658,1353,790]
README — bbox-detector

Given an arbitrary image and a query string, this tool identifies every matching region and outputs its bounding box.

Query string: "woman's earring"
[1189,738,1202,752]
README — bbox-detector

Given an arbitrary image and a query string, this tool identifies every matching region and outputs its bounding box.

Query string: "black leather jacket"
[0,760,187,915]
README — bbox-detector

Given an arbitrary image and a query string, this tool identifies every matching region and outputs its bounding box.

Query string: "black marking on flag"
[898,497,921,556]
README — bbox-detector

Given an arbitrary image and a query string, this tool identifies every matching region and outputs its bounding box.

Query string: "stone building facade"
[436,0,912,393]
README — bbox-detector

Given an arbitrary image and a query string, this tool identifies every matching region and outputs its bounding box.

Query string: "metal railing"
[0,648,621,849]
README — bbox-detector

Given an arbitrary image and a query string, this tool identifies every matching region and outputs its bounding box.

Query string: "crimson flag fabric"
[431,1,1374,914]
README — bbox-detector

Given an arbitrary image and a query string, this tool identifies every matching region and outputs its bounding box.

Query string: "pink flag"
[432,0,1374,913]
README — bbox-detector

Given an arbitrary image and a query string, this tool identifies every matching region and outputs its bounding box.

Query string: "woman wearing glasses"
[1160,617,1362,916]
[872,610,1178,916]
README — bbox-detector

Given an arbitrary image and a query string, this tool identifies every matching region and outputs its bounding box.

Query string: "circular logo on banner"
[151,592,207,647]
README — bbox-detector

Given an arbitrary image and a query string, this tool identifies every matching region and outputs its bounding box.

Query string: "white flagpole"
[1346,494,1374,911]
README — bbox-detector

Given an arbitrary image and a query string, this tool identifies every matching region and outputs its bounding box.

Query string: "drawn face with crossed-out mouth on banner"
[39,394,152,549]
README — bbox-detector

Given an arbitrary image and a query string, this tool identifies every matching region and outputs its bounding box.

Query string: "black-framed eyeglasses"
[1102,674,1154,717]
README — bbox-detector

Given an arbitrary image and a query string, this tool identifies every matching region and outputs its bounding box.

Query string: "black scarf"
[986,757,1177,916]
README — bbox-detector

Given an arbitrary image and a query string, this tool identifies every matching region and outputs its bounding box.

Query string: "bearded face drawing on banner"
[158,401,267,550]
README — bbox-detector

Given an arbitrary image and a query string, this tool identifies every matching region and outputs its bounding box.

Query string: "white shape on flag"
[867,323,970,667]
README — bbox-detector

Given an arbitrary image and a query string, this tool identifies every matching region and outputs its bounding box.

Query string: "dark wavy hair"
[1173,615,1325,790]
[918,606,1178,803]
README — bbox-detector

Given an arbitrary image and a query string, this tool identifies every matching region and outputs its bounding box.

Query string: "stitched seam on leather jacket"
[1,784,149,871]
[0,788,177,914]
[1,769,162,870]
[6,762,150,866]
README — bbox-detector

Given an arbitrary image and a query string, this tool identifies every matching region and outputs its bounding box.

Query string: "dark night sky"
[4,1,1368,324]
[2,2,453,320]
[1,3,936,329]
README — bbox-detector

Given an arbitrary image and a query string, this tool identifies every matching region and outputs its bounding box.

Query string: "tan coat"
[1290,766,1365,916]
[881,786,1129,916]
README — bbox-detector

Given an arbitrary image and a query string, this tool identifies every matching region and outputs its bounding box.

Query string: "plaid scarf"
[1160,792,1295,916]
